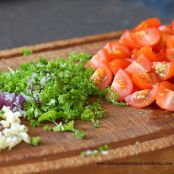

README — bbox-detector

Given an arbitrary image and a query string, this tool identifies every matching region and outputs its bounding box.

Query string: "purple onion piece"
[0,97,12,109]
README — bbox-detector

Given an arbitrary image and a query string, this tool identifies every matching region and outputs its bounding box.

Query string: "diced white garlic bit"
[0,106,30,150]
[101,150,109,155]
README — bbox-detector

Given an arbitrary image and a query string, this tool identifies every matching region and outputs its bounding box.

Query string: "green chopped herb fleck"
[30,136,41,146]
[74,129,85,139]
[22,48,32,56]
[93,120,100,128]
[43,125,52,131]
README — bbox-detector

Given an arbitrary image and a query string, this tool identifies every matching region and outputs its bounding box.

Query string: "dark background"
[0,0,174,50]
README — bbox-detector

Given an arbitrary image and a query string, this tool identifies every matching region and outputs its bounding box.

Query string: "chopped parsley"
[74,129,85,139]
[106,88,127,106]
[93,120,100,128]
[30,136,41,146]
[43,125,52,131]
[22,48,32,56]
[80,144,109,157]
[0,53,109,138]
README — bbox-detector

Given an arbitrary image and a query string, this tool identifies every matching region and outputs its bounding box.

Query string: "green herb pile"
[0,53,107,138]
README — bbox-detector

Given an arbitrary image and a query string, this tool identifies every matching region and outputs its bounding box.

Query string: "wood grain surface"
[0,31,174,174]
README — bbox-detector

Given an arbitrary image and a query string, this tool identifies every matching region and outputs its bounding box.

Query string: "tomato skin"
[153,61,174,80]
[166,35,174,48]
[119,30,136,49]
[132,28,160,47]
[125,55,152,75]
[172,20,174,30]
[109,59,130,74]
[86,48,113,69]
[104,42,131,59]
[156,82,174,111]
[111,69,133,101]
[91,64,113,90]
[159,25,174,35]
[134,46,158,61]
[132,72,160,90]
[166,48,174,62]
[125,85,158,108]
[134,18,161,32]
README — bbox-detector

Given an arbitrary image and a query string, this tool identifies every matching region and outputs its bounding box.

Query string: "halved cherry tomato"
[132,28,160,47]
[153,61,174,80]
[172,20,174,30]
[155,49,167,61]
[156,81,174,111]
[119,30,136,49]
[86,48,113,69]
[134,45,158,61]
[166,35,174,48]
[109,59,130,74]
[132,72,160,90]
[159,25,174,35]
[125,85,158,108]
[125,55,152,75]
[166,48,174,62]
[111,69,133,101]
[91,64,113,90]
[134,18,161,32]
[104,42,131,59]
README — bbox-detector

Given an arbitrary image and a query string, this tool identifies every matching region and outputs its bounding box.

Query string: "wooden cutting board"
[0,31,174,174]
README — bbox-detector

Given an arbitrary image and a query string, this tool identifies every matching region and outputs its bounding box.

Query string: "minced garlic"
[0,106,30,150]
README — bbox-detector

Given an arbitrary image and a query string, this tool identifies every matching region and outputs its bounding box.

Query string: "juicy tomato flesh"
[86,48,113,69]
[109,59,130,74]
[89,18,174,111]
[132,28,160,47]
[104,42,131,59]
[119,30,136,49]
[125,85,158,108]
[159,25,174,35]
[111,69,133,101]
[91,64,113,90]
[134,45,158,61]
[156,82,174,111]
[134,18,161,32]
[125,55,152,75]
[153,62,174,80]
[166,48,174,62]
[132,72,160,90]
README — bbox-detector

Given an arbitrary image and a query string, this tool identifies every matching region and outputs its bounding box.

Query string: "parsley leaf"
[93,120,100,128]
[0,52,108,138]
[74,129,85,139]
[22,48,32,56]
[38,110,59,123]
[43,125,52,131]
[30,136,41,146]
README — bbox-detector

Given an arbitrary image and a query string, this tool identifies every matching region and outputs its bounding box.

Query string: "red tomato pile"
[86,18,174,111]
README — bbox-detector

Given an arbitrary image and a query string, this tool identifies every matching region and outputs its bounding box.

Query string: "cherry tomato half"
[91,64,113,90]
[104,42,131,59]
[125,85,158,108]
[134,45,158,61]
[132,72,160,90]
[109,59,130,74]
[134,18,161,32]
[86,48,113,69]
[153,61,174,80]
[111,69,133,101]
[156,81,174,111]
[125,55,152,75]
[132,28,160,47]
[119,30,136,49]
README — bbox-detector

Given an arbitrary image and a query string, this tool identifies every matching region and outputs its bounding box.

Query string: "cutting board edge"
[0,31,122,59]
[1,134,174,174]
